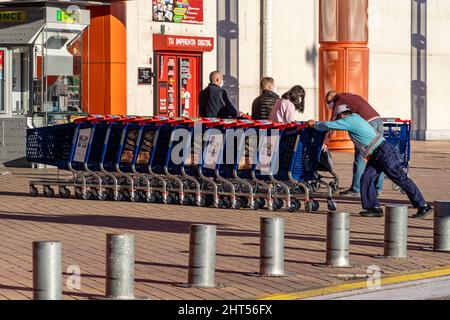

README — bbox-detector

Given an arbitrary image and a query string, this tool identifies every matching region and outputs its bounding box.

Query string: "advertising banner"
[153,0,203,25]
[73,128,92,163]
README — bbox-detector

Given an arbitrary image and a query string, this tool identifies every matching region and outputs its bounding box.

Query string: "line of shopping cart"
[26,116,338,213]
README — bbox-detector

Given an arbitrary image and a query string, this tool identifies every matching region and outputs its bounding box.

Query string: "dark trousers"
[361,142,427,209]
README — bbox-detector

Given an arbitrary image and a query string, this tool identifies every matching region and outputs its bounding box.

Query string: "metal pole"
[105,234,147,300]
[260,217,285,276]
[434,201,450,252]
[326,212,350,267]
[384,205,408,258]
[33,241,62,300]
[188,224,217,288]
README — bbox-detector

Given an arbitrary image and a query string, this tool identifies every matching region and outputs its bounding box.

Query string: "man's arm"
[312,117,354,132]
[221,90,238,118]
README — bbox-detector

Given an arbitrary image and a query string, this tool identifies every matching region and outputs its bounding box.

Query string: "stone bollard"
[186,225,219,288]
[259,217,286,277]
[433,201,450,252]
[33,241,62,300]
[383,205,408,258]
[103,234,148,300]
[326,212,351,267]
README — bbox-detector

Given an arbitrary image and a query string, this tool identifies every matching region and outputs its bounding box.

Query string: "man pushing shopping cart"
[307,104,433,219]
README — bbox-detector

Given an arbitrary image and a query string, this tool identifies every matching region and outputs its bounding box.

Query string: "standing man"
[325,91,384,197]
[307,105,432,219]
[199,71,238,119]
[251,77,279,120]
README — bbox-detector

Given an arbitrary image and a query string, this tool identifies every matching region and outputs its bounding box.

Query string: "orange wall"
[82,3,127,115]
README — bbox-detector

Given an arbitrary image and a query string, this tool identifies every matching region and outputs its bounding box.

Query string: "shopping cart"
[382,118,412,191]
[28,115,110,198]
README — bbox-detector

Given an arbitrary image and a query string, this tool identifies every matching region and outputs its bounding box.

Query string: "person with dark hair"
[325,91,385,197]
[307,105,433,219]
[251,77,279,120]
[269,85,305,123]
[199,71,239,118]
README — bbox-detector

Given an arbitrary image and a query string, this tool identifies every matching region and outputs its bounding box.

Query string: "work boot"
[412,204,433,219]
[339,188,360,197]
[359,207,384,218]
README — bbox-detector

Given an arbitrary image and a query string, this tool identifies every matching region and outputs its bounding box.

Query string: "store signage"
[56,9,79,23]
[152,0,203,25]
[138,67,153,85]
[153,35,214,52]
[0,11,26,23]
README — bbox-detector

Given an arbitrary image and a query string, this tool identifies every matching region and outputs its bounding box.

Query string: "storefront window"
[0,50,4,113]
[35,28,83,113]
[11,47,30,115]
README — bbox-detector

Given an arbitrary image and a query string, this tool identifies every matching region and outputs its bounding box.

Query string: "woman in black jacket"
[251,77,280,120]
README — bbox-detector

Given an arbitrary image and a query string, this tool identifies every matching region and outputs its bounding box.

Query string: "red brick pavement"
[0,141,449,300]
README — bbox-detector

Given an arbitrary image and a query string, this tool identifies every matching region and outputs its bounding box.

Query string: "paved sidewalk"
[0,141,449,300]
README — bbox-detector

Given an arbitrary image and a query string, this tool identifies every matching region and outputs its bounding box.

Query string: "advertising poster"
[73,128,92,163]
[257,135,279,174]
[238,139,257,171]
[120,130,139,164]
[137,131,157,165]
[204,133,223,170]
[153,0,203,25]
[180,58,192,117]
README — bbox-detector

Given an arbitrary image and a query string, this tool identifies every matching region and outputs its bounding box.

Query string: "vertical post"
[260,217,285,276]
[105,234,147,300]
[434,201,450,252]
[326,212,350,267]
[33,241,62,300]
[384,205,408,258]
[187,225,217,288]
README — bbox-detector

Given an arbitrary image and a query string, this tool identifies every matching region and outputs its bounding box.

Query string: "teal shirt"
[314,114,385,157]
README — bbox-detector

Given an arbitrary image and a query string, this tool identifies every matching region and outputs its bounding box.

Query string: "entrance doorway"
[155,52,201,118]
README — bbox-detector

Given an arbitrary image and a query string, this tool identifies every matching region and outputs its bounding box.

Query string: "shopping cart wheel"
[256,197,266,208]
[224,197,233,209]
[240,197,249,208]
[98,193,108,201]
[275,198,284,210]
[291,199,301,211]
[197,196,207,207]
[106,189,114,201]
[114,192,123,202]
[122,189,130,200]
[327,199,337,212]
[82,191,91,201]
[181,197,190,206]
[146,193,157,203]
[233,199,242,210]
[90,189,99,200]
[312,200,320,212]
[30,186,38,197]
[75,187,83,199]
[43,186,55,198]
[130,194,138,203]
[59,187,71,199]
[166,194,174,205]
[205,195,214,207]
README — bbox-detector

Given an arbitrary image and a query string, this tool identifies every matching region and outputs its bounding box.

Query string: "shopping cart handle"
[74,115,103,124]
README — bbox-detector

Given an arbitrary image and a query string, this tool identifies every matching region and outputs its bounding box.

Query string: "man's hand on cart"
[322,144,329,152]
[307,119,316,127]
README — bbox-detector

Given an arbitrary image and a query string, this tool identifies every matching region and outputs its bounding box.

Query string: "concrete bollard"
[326,212,351,267]
[384,205,408,258]
[33,241,62,300]
[259,217,286,276]
[104,234,148,300]
[433,201,450,252]
[187,225,218,288]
